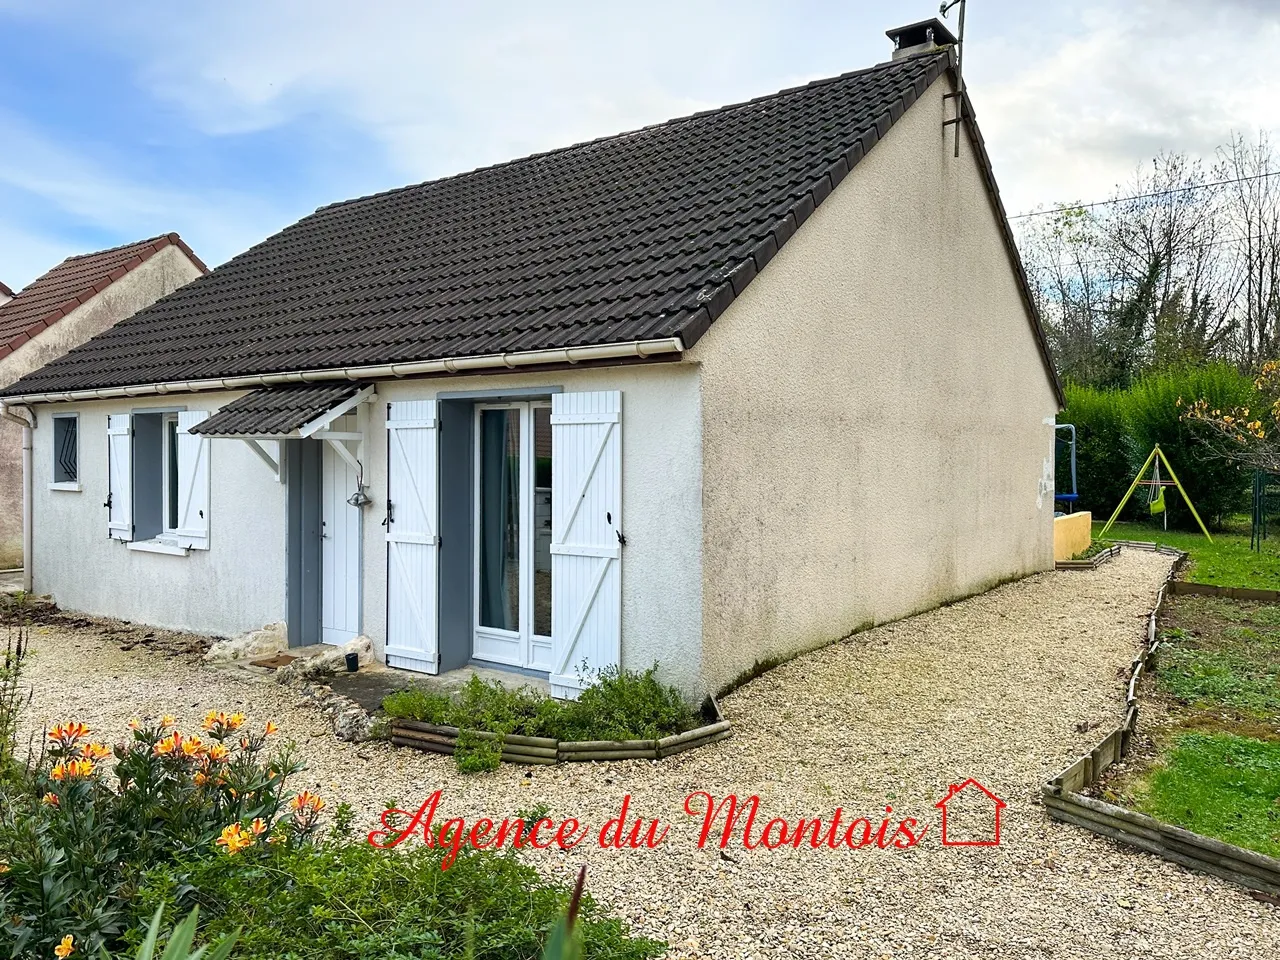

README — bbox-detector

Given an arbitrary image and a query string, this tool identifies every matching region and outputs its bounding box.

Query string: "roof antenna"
[939,0,967,158]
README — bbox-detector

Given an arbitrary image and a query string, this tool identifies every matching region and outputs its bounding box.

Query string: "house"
[0,20,1062,699]
[0,236,207,574]
[934,778,1006,846]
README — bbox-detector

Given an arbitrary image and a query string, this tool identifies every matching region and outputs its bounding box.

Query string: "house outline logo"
[934,778,1006,847]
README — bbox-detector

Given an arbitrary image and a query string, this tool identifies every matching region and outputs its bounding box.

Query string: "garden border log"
[1043,544,1280,897]
[388,712,732,766]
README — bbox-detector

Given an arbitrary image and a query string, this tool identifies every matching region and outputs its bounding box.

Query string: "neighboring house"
[0,236,207,570]
[0,22,1062,699]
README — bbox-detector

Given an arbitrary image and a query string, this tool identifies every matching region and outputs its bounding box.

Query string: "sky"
[0,0,1277,290]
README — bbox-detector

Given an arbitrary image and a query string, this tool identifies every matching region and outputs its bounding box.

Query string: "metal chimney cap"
[885,17,959,50]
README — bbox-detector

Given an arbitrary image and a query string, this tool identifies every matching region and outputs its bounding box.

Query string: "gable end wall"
[689,73,1059,695]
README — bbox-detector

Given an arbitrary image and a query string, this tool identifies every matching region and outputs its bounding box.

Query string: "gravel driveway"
[13,551,1278,958]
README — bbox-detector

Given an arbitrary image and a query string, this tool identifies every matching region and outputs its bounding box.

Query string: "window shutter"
[107,414,133,541]
[384,400,440,673]
[549,391,621,698]
[176,411,211,550]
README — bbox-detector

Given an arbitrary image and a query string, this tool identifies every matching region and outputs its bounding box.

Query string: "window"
[51,414,79,489]
[108,410,210,551]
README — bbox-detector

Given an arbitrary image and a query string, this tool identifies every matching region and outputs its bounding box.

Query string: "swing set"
[1097,444,1212,542]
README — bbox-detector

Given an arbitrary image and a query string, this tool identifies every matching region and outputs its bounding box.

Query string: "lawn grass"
[1155,595,1280,718]
[1125,732,1280,859]
[1107,592,1280,859]
[1094,520,1280,589]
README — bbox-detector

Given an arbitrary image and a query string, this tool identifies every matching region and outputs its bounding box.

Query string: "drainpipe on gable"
[0,402,34,594]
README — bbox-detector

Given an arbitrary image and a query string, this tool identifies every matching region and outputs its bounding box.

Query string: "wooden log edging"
[388,696,732,766]
[1055,543,1122,570]
[1042,545,1280,895]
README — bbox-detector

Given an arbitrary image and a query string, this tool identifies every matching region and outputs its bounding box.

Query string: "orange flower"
[49,763,67,781]
[250,817,268,836]
[127,718,141,730]
[54,934,74,958]
[80,743,112,761]
[193,771,210,787]
[0,860,9,874]
[159,715,177,728]
[41,792,59,807]
[154,734,180,756]
[180,737,205,758]
[264,720,279,736]
[47,722,90,744]
[289,791,325,813]
[207,744,229,762]
[67,759,94,779]
[216,823,254,855]
[226,713,246,730]
[201,710,224,732]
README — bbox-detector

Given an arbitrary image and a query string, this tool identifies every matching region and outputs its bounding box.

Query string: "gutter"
[0,337,686,405]
[0,403,34,593]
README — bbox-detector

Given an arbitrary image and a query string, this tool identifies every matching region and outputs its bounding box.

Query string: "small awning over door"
[191,382,372,439]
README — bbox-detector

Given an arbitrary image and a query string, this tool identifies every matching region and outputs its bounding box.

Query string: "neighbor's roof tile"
[0,234,207,360]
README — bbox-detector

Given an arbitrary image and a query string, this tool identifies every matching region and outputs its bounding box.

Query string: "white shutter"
[107,414,133,541]
[385,400,439,673]
[175,411,210,550]
[549,390,621,698]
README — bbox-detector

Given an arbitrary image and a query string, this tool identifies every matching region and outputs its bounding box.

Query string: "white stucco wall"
[0,245,204,567]
[363,363,705,694]
[689,73,1060,695]
[24,363,705,692]
[28,391,287,637]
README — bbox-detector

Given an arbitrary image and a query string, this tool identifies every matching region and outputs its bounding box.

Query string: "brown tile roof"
[1,50,1060,405]
[191,382,368,437]
[0,281,13,299]
[0,234,208,361]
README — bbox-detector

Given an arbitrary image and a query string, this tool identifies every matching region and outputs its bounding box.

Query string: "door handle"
[381,500,394,527]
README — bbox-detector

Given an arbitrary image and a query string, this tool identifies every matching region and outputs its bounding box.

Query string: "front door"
[473,401,553,671]
[321,435,361,645]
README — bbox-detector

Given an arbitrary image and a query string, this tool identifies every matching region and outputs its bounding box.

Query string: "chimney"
[885,17,958,60]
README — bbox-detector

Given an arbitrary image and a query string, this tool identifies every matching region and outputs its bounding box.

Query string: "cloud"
[972,1,1280,214]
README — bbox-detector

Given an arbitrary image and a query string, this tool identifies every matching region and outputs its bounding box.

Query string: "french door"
[472,401,553,671]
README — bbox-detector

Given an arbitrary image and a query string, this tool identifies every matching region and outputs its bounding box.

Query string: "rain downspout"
[0,402,34,593]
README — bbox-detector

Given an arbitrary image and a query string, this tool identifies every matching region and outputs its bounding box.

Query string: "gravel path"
[14,551,1279,958]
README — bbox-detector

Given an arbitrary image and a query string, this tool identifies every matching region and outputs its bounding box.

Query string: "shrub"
[1060,382,1133,517]
[381,668,699,772]
[554,667,696,743]
[135,839,665,960]
[1122,364,1257,527]
[0,713,316,957]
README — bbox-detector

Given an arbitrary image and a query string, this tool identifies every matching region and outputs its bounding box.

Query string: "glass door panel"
[478,408,520,632]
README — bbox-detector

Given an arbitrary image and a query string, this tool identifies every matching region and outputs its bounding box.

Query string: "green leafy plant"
[454,729,502,774]
[120,907,238,960]
[0,712,317,957]
[134,839,664,960]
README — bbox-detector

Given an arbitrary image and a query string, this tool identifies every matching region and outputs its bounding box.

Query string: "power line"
[1010,170,1280,221]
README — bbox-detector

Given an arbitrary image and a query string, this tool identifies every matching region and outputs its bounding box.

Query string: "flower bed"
[383,668,732,770]
[389,707,732,764]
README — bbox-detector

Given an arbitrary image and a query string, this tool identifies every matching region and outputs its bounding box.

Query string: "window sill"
[48,482,81,492]
[127,539,189,557]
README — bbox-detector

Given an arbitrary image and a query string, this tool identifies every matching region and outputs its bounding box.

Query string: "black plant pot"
[345,652,359,673]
